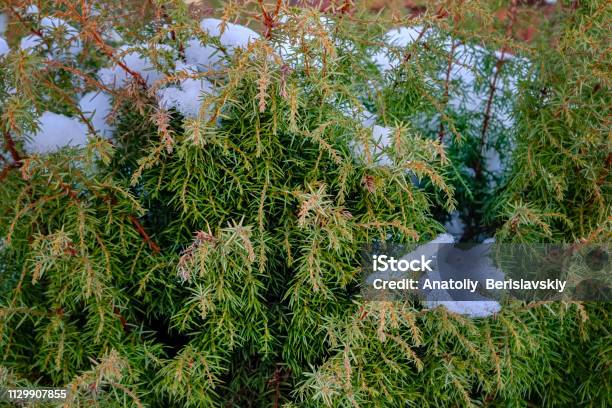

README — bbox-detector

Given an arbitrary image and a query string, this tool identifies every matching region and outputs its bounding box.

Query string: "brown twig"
[44,60,117,95]
[58,0,149,89]
[8,4,43,37]
[438,39,457,143]
[159,4,185,60]
[3,130,22,164]
[337,0,354,14]
[129,215,161,254]
[258,0,283,39]
[400,5,447,64]
[0,163,18,182]
[476,0,518,178]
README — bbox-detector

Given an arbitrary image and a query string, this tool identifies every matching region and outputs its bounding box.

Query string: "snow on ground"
[158,73,216,119]
[444,211,466,241]
[0,38,8,57]
[199,18,259,52]
[20,34,41,51]
[420,235,502,318]
[25,5,39,14]
[426,289,502,318]
[25,112,88,154]
[372,25,426,71]
[0,13,8,36]
[185,39,223,71]
[97,45,171,88]
[184,18,259,72]
[78,92,114,138]
[20,17,82,56]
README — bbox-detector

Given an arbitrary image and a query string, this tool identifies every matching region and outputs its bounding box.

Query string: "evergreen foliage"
[0,1,609,407]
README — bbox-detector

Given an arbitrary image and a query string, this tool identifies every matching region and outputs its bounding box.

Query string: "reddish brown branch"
[476,0,518,178]
[8,5,44,37]
[45,60,117,95]
[129,215,161,254]
[159,4,185,60]
[438,39,457,143]
[3,130,22,164]
[338,0,354,14]
[400,5,447,64]
[90,30,149,89]
[59,0,148,89]
[258,0,283,40]
[113,307,129,331]
[0,163,18,182]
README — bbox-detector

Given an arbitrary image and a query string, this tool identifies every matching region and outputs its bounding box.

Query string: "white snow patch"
[340,104,377,128]
[103,28,123,43]
[199,18,259,52]
[444,211,466,241]
[0,13,8,36]
[78,92,114,138]
[0,38,8,57]
[20,17,82,56]
[426,290,502,318]
[352,125,394,166]
[343,104,396,167]
[185,38,223,71]
[484,146,503,175]
[25,112,88,154]
[20,35,42,51]
[494,49,515,61]
[158,77,215,119]
[97,45,169,88]
[422,237,502,318]
[373,25,426,71]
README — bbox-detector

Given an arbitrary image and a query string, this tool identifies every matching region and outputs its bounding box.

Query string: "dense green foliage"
[0,1,609,407]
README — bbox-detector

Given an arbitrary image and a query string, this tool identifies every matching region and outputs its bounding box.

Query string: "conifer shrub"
[0,1,609,407]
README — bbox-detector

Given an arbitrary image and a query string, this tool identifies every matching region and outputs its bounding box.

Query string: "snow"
[0,38,8,58]
[341,104,377,128]
[158,76,216,119]
[0,13,8,35]
[367,233,502,318]
[25,112,89,154]
[97,45,169,88]
[78,92,114,138]
[185,39,223,71]
[494,49,515,61]
[20,35,42,51]
[426,290,502,318]
[353,124,394,166]
[199,18,259,52]
[370,125,393,166]
[421,235,502,318]
[20,17,82,56]
[103,28,123,43]
[373,25,426,71]
[444,211,466,241]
